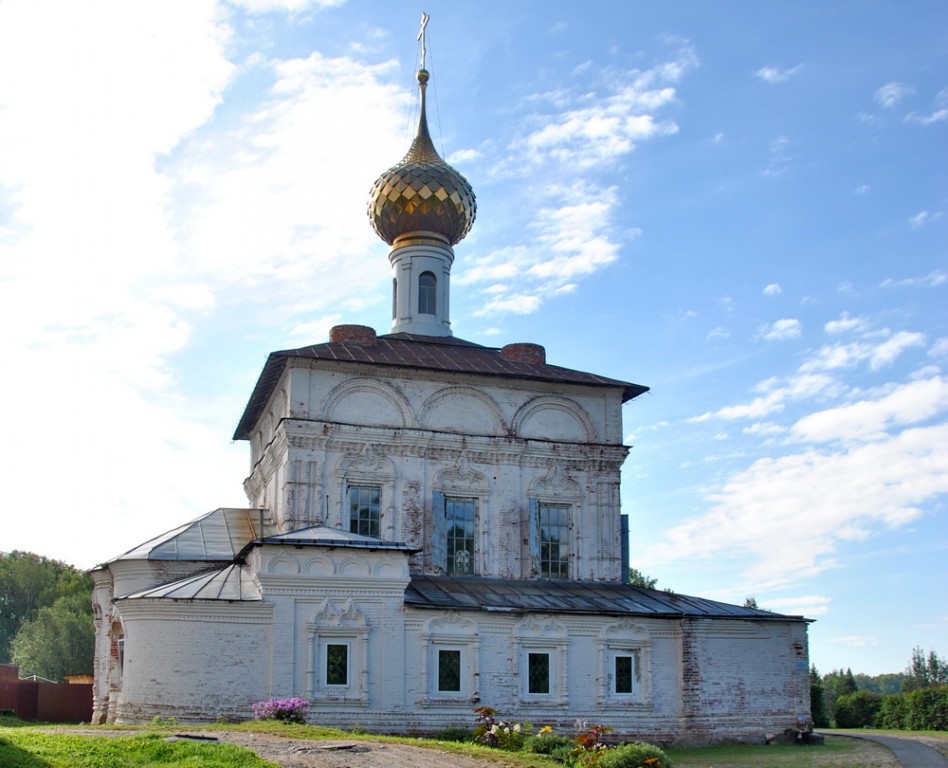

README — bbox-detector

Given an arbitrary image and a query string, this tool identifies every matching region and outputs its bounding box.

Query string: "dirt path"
[194,732,508,768]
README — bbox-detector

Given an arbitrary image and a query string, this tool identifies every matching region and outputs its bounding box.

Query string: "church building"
[91,48,812,745]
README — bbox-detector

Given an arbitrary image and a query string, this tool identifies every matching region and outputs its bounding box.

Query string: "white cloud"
[515,42,696,170]
[831,635,879,648]
[824,312,869,335]
[763,134,796,177]
[760,318,802,341]
[458,182,629,317]
[905,109,948,125]
[931,338,948,358]
[801,331,925,372]
[755,64,804,83]
[766,595,832,617]
[763,283,782,296]
[692,373,837,422]
[742,422,785,436]
[646,418,948,588]
[229,0,344,11]
[881,270,948,288]
[854,184,871,195]
[791,374,948,444]
[908,210,944,228]
[875,81,913,109]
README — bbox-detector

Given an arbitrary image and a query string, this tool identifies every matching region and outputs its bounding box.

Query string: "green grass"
[0,731,278,768]
[4,722,944,768]
[665,735,899,768]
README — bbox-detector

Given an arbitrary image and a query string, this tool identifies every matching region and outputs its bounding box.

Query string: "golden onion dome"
[368,68,476,246]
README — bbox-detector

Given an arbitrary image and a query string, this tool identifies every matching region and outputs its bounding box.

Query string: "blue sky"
[1,1,945,677]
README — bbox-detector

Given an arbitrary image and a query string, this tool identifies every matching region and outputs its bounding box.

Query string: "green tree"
[810,665,830,727]
[902,647,948,691]
[628,568,658,589]
[0,551,94,665]
[10,592,94,681]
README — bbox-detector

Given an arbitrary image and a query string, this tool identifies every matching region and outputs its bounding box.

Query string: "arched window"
[392,278,397,319]
[419,271,437,315]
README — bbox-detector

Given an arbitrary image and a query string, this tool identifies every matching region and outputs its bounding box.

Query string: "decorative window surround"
[420,612,480,705]
[597,618,652,709]
[514,615,568,706]
[306,599,369,707]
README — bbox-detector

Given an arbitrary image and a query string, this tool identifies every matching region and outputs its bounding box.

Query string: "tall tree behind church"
[0,551,93,665]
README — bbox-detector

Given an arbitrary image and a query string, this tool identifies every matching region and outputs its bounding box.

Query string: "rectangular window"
[348,485,380,538]
[528,652,550,694]
[537,503,569,579]
[326,643,348,686]
[615,655,633,694]
[446,497,476,574]
[438,649,462,692]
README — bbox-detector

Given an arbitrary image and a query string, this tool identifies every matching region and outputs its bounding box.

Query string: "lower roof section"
[405,575,809,622]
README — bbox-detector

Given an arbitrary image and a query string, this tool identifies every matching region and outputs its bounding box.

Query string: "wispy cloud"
[824,312,869,335]
[875,81,913,109]
[760,318,802,341]
[800,331,925,373]
[755,64,804,83]
[763,283,782,296]
[907,210,944,228]
[881,270,947,288]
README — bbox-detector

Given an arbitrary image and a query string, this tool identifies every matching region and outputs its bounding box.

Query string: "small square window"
[326,644,348,686]
[438,649,461,692]
[528,652,550,694]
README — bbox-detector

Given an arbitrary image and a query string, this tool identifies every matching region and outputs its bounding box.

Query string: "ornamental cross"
[417,12,430,69]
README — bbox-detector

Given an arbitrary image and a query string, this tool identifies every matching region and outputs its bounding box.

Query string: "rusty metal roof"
[119,564,261,601]
[104,508,276,564]
[405,575,809,622]
[234,333,648,440]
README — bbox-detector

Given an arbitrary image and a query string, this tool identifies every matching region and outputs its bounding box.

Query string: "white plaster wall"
[244,362,629,581]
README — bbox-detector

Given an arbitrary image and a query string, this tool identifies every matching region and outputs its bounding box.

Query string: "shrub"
[598,742,671,768]
[879,693,908,729]
[435,725,473,742]
[525,733,575,755]
[905,685,948,730]
[251,697,310,724]
[834,690,881,728]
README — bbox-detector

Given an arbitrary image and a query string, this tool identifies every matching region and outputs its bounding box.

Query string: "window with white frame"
[348,484,380,538]
[537,503,569,578]
[325,643,349,686]
[419,271,437,315]
[437,648,462,692]
[527,652,550,694]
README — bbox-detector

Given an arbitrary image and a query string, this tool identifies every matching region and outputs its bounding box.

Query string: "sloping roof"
[119,564,261,601]
[234,333,648,440]
[256,525,419,552]
[405,575,809,622]
[104,508,276,564]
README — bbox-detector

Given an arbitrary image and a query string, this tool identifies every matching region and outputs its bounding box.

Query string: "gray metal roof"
[405,575,809,622]
[120,564,261,601]
[104,508,275,564]
[255,525,419,552]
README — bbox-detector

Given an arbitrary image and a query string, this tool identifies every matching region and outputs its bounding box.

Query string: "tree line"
[0,550,94,681]
[811,647,948,730]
